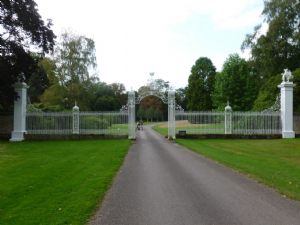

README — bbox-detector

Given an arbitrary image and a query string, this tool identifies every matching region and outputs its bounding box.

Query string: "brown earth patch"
[159,120,209,128]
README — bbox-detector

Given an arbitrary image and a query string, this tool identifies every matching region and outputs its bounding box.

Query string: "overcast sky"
[35,0,266,91]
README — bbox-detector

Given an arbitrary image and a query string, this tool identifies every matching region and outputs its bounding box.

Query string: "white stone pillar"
[278,82,296,138]
[278,69,296,138]
[72,102,80,134]
[128,91,136,139]
[10,82,29,142]
[225,103,232,134]
[168,90,176,139]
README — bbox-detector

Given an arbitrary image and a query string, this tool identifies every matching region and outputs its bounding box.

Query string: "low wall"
[175,134,283,139]
[24,134,128,141]
[0,115,13,141]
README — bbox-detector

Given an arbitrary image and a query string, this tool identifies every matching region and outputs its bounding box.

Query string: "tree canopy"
[241,0,300,83]
[0,0,55,110]
[186,57,216,111]
[40,30,98,110]
[212,54,257,111]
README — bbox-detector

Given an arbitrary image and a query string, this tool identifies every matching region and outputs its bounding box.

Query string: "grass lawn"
[0,139,131,225]
[152,124,300,202]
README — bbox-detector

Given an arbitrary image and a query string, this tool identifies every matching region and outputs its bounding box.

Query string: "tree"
[241,0,300,83]
[186,57,216,111]
[0,0,55,110]
[253,68,300,112]
[176,87,188,111]
[27,58,50,104]
[107,82,127,105]
[153,108,162,122]
[40,30,98,110]
[145,107,154,122]
[212,54,258,111]
[137,106,145,120]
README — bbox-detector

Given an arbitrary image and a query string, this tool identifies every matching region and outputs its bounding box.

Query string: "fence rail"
[26,111,129,135]
[175,111,281,135]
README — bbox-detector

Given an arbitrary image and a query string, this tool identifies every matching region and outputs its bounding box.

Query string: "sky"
[35,0,267,92]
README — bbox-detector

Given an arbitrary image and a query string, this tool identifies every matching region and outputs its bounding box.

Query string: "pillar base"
[282,131,295,139]
[10,131,25,142]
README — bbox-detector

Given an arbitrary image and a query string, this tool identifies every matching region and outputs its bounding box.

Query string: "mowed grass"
[151,124,300,202]
[152,123,168,136]
[0,139,131,225]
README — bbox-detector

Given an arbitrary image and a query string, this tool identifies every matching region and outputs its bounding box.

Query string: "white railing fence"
[26,111,129,135]
[175,111,281,135]
[175,111,225,134]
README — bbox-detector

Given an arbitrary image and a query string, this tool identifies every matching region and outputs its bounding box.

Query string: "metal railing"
[175,111,281,135]
[26,111,129,135]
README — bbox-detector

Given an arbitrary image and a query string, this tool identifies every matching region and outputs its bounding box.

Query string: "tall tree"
[0,0,55,110]
[186,57,216,111]
[241,0,300,83]
[137,106,145,120]
[27,58,50,104]
[40,30,98,110]
[107,82,127,105]
[153,108,162,122]
[212,54,258,111]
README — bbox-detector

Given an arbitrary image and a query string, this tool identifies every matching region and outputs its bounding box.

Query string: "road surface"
[91,124,300,225]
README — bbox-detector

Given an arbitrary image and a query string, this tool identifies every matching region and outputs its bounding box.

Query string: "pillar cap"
[278,82,296,88]
[12,82,29,89]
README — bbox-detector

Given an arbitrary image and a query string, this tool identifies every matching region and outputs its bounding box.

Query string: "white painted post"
[225,102,232,134]
[128,91,136,139]
[168,90,176,139]
[10,82,29,142]
[278,69,296,138]
[72,102,80,134]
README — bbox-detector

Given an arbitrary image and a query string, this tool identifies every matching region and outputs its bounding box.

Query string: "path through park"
[91,124,300,225]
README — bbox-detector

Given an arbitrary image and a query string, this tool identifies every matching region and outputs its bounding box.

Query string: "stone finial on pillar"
[10,82,29,142]
[278,69,296,138]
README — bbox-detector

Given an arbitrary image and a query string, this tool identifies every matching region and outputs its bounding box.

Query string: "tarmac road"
[91,124,300,225]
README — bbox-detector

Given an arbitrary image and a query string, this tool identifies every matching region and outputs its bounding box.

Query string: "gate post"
[225,103,232,134]
[72,102,80,134]
[10,82,29,142]
[128,91,136,139]
[278,69,296,138]
[168,90,175,139]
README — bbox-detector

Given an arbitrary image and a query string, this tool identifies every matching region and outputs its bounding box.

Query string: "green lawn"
[152,124,300,202]
[0,139,131,225]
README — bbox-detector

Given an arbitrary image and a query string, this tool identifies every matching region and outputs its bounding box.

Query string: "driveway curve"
[91,124,300,225]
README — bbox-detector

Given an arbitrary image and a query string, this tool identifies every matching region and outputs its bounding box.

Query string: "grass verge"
[152,123,168,136]
[0,139,131,225]
[151,125,300,202]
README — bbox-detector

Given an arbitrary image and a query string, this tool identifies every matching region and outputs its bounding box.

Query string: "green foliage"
[145,107,155,122]
[0,139,131,224]
[81,117,108,129]
[253,68,300,112]
[27,103,65,112]
[212,54,258,111]
[40,30,98,110]
[137,106,145,120]
[176,87,188,110]
[27,59,50,104]
[241,0,300,82]
[93,96,121,111]
[153,108,162,122]
[186,57,216,110]
[0,0,55,110]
